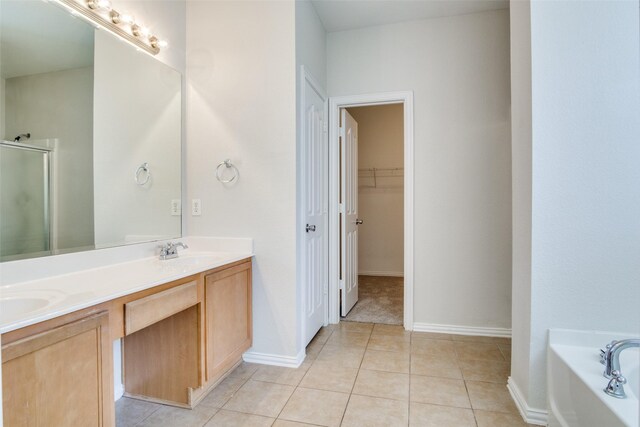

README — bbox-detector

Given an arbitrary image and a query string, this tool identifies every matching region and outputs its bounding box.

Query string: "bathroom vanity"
[0,246,253,426]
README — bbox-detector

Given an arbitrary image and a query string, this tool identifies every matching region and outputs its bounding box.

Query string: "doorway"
[341,104,404,325]
[328,92,414,330]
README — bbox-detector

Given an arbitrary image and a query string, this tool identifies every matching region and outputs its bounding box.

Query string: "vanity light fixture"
[54,0,167,56]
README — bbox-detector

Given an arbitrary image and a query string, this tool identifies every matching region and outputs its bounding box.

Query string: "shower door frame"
[0,140,56,256]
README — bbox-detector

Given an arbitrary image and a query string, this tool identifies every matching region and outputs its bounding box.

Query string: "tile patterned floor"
[116,323,537,427]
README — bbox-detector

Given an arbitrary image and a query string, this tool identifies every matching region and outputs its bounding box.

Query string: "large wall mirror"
[0,0,182,262]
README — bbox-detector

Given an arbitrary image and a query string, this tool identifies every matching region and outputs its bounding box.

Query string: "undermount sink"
[0,289,67,321]
[0,297,50,319]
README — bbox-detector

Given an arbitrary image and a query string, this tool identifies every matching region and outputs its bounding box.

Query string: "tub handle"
[604,370,627,399]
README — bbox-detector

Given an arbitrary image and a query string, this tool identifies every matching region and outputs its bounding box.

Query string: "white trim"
[243,349,306,368]
[359,271,404,277]
[114,381,124,401]
[297,65,329,352]
[329,91,414,331]
[413,322,512,338]
[507,377,549,426]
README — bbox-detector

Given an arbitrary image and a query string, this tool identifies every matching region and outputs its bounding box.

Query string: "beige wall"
[511,0,640,414]
[186,0,299,359]
[348,104,404,276]
[328,10,512,332]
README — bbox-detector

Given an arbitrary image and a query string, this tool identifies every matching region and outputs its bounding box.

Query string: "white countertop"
[0,237,253,334]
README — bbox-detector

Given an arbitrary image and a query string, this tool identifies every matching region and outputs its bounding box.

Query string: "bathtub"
[548,329,639,427]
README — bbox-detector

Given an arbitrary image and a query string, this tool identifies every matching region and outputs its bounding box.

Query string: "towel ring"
[216,159,239,183]
[135,162,151,186]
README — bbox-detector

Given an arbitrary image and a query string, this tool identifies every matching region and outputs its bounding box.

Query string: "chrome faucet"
[158,241,188,260]
[600,338,640,398]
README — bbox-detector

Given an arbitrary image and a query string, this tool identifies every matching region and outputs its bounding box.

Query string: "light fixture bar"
[54,0,162,55]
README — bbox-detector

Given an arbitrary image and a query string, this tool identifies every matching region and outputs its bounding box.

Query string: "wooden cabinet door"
[205,261,252,382]
[2,312,113,427]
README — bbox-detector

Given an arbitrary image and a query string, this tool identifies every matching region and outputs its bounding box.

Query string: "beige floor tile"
[368,334,411,353]
[454,342,505,361]
[339,321,374,333]
[474,410,532,427]
[352,369,410,401]
[136,404,217,427]
[299,361,359,393]
[279,387,349,427]
[452,335,511,346]
[250,362,311,386]
[498,344,511,362]
[458,359,510,384]
[273,420,318,427]
[372,324,411,338]
[325,330,371,348]
[409,402,476,427]
[410,354,463,379]
[341,394,409,427]
[361,349,410,373]
[310,327,334,345]
[410,376,470,408]
[199,376,248,409]
[228,362,260,379]
[305,339,325,360]
[316,344,365,368]
[204,410,274,427]
[466,381,519,414]
[223,380,295,418]
[411,331,453,341]
[115,397,162,427]
[411,338,457,358]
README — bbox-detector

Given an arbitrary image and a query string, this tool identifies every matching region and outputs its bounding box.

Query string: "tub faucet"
[158,241,188,260]
[602,339,640,378]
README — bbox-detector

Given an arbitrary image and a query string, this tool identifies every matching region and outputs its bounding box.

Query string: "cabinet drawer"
[125,281,198,335]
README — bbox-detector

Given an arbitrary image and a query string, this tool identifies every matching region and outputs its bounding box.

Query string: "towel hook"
[135,162,151,186]
[216,159,239,183]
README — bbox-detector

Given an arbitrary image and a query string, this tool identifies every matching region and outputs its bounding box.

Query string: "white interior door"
[302,75,328,345]
[340,109,359,316]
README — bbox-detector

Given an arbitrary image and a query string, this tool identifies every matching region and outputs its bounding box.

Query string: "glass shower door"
[0,144,50,260]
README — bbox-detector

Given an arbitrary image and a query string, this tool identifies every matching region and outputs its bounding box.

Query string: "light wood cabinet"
[1,257,252,424]
[2,312,113,427]
[205,261,252,384]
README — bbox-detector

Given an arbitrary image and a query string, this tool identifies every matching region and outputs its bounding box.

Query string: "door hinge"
[339,203,344,213]
[339,126,345,138]
[323,121,328,134]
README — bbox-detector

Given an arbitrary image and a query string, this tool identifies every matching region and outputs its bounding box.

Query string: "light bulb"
[139,25,151,37]
[120,13,135,25]
[157,40,168,48]
[88,0,111,10]
[112,11,135,25]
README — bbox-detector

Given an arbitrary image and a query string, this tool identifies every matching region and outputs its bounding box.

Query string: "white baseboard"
[114,381,124,401]
[413,322,512,338]
[242,348,305,368]
[359,271,404,277]
[507,377,548,426]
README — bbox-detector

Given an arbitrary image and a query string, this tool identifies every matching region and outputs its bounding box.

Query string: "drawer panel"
[125,281,198,335]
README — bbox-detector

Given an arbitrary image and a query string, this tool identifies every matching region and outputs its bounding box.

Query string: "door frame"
[298,66,329,349]
[328,91,414,330]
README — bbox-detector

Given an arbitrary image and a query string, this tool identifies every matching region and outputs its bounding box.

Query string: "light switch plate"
[192,199,202,216]
[170,199,181,216]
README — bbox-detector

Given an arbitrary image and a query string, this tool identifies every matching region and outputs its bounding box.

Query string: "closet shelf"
[358,167,403,188]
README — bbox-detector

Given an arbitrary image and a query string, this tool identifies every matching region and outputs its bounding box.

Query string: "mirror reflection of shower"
[0,139,55,261]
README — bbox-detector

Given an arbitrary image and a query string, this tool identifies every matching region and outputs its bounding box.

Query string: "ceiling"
[310,0,509,32]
